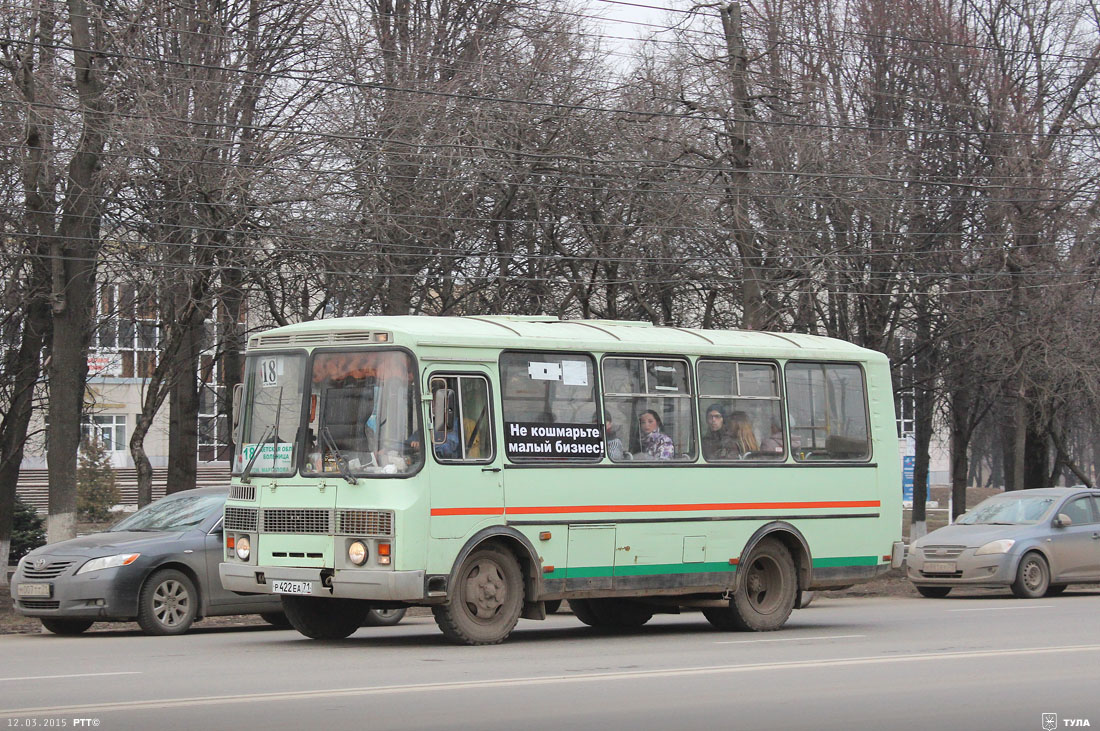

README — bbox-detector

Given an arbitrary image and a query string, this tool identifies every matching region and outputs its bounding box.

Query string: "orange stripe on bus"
[505,501,878,514]
[430,507,506,516]
[430,501,879,517]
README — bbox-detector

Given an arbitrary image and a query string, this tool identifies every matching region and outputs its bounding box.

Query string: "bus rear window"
[499,352,601,462]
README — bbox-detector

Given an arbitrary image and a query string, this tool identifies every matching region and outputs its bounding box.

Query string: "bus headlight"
[348,540,368,566]
[235,536,251,561]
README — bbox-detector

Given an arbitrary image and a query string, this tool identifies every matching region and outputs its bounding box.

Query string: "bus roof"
[248,315,886,362]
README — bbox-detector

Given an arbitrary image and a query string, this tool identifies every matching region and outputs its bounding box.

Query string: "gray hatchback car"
[907,487,1100,598]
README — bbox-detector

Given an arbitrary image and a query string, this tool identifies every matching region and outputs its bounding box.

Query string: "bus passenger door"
[428,372,504,539]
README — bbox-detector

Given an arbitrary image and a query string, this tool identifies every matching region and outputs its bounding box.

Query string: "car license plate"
[922,561,956,574]
[271,580,312,595]
[17,583,51,598]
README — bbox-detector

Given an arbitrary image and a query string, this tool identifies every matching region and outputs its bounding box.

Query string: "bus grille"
[337,510,393,536]
[225,506,258,532]
[230,485,256,501]
[262,508,331,534]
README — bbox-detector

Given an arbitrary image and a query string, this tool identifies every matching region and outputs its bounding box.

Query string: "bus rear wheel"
[433,546,524,645]
[281,596,371,639]
[704,539,797,632]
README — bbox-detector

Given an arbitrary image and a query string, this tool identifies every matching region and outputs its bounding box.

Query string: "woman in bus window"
[637,409,674,461]
[726,411,759,457]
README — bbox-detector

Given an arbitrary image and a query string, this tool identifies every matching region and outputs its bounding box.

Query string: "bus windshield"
[301,350,422,476]
[233,352,307,476]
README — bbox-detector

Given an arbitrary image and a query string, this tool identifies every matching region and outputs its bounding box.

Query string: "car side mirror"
[1053,513,1072,528]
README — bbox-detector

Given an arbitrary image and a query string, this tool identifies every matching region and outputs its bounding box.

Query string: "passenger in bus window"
[637,409,674,461]
[701,404,736,460]
[605,417,626,461]
[760,420,789,454]
[727,411,759,456]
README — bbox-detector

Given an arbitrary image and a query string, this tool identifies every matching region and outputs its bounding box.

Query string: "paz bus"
[220,315,904,644]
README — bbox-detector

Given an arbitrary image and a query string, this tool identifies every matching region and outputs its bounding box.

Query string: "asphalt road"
[2,591,1098,731]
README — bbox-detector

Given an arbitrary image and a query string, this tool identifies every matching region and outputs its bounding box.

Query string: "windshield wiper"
[321,426,358,485]
[240,425,275,484]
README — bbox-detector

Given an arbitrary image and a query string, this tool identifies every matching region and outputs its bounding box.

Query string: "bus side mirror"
[232,383,244,446]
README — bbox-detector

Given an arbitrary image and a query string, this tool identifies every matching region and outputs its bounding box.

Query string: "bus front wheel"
[704,539,797,632]
[433,546,524,645]
[281,596,371,639]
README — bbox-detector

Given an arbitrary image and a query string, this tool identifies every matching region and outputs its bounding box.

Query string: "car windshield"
[956,495,1056,525]
[110,494,224,532]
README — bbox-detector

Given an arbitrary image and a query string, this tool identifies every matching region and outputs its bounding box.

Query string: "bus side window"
[785,362,870,462]
[431,375,493,463]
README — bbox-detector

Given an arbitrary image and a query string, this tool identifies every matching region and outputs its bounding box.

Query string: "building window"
[82,415,127,452]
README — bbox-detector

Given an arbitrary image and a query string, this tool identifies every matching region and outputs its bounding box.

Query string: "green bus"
[220,315,903,644]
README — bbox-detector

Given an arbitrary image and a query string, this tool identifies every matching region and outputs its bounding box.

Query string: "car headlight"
[76,553,141,574]
[975,539,1015,556]
[348,540,368,566]
[235,536,251,561]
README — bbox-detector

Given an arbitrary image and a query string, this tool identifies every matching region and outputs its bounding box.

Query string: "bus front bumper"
[219,563,426,601]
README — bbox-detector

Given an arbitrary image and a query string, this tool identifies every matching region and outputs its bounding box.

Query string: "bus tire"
[362,607,407,626]
[704,539,797,632]
[591,598,653,627]
[40,618,94,635]
[567,598,607,627]
[433,546,524,645]
[281,596,371,639]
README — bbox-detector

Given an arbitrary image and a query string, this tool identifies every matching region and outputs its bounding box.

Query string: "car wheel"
[1011,552,1050,599]
[544,599,562,614]
[40,618,94,635]
[916,586,952,598]
[703,539,797,631]
[259,611,293,628]
[432,545,524,645]
[362,607,407,627]
[281,596,371,639]
[1045,584,1068,596]
[137,569,198,636]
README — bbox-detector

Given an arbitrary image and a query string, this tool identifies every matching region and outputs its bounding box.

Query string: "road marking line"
[4,644,1099,717]
[0,672,142,682]
[716,634,865,644]
[948,605,1054,612]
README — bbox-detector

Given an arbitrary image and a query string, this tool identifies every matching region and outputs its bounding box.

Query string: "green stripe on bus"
[546,556,878,580]
[545,562,738,580]
[812,556,880,567]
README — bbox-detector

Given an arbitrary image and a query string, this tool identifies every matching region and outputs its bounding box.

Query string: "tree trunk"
[911,304,934,537]
[46,0,107,542]
[950,387,971,520]
[0,298,51,580]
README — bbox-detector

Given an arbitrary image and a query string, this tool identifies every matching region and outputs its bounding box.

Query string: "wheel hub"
[465,560,506,619]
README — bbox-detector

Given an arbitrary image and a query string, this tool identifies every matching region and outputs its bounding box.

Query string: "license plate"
[17,583,51,598]
[922,561,957,574]
[271,580,312,595]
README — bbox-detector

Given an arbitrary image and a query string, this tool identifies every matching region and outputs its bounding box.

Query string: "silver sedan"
[907,487,1100,598]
